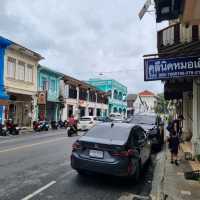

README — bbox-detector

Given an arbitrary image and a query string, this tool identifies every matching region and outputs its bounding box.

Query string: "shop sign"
[144,56,200,81]
[37,91,46,104]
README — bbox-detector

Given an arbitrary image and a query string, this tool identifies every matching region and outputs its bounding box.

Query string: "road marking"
[21,181,56,200]
[0,137,67,154]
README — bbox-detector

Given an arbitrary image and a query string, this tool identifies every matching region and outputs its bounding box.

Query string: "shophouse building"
[144,0,200,155]
[60,75,108,120]
[86,79,127,116]
[3,37,43,127]
[37,65,63,122]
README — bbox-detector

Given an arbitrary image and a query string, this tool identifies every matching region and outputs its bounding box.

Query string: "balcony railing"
[157,23,200,51]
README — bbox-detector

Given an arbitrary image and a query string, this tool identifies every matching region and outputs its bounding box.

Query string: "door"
[132,126,147,165]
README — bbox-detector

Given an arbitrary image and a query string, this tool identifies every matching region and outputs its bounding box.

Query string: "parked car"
[109,113,123,122]
[71,123,151,180]
[131,113,164,152]
[77,116,97,131]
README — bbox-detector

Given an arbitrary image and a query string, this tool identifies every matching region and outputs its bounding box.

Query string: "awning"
[0,99,9,106]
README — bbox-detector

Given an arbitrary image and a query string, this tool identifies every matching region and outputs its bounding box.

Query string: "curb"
[150,145,167,200]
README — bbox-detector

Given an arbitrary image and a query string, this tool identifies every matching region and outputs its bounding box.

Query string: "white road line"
[21,181,56,200]
[0,137,67,154]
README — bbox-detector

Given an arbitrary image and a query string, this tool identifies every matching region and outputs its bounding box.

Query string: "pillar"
[192,79,200,155]
[75,87,80,118]
[183,92,190,140]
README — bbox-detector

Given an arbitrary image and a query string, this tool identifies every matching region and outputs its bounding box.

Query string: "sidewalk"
[151,145,200,200]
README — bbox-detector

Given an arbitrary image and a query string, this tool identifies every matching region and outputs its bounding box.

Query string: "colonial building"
[60,75,108,120]
[144,0,200,155]
[134,90,157,113]
[3,37,43,127]
[37,65,63,122]
[86,79,127,117]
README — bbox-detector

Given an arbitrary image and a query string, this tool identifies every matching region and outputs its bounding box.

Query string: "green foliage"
[155,93,169,114]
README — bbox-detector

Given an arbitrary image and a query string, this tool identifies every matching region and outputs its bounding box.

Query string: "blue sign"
[144,56,200,81]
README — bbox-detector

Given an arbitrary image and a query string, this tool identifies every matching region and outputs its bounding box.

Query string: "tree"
[155,93,169,114]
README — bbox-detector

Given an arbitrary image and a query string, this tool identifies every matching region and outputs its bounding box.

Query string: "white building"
[60,75,108,120]
[134,90,157,114]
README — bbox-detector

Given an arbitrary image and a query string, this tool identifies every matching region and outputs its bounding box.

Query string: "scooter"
[6,120,20,135]
[67,125,78,137]
[33,121,49,132]
[0,123,7,136]
[51,121,58,130]
[58,120,68,129]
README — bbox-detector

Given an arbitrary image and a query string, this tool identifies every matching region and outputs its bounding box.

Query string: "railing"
[157,23,200,50]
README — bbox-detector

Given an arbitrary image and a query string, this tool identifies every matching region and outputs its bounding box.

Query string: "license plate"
[89,150,103,158]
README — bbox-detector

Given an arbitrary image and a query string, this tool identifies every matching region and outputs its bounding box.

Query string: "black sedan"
[71,123,151,181]
[130,114,164,152]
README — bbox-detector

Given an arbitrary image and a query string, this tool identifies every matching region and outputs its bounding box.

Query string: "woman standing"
[169,122,180,165]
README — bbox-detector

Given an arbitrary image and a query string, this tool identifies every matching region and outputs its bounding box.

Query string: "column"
[32,95,38,122]
[86,90,89,116]
[61,101,68,121]
[182,92,190,140]
[192,79,200,155]
[65,84,69,98]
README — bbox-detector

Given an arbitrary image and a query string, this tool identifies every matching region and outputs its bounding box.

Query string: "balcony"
[157,23,200,57]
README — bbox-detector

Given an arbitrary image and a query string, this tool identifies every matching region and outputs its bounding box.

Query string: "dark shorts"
[171,147,178,155]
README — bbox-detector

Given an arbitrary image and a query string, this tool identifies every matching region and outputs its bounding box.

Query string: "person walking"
[169,122,180,165]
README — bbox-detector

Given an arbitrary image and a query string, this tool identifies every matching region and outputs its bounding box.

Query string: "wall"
[4,48,38,95]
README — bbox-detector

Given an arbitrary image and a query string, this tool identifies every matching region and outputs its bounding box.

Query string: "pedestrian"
[169,122,180,165]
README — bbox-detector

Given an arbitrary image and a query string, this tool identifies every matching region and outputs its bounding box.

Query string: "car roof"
[79,123,135,146]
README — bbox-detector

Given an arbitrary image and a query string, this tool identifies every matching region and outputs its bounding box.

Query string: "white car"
[78,116,97,131]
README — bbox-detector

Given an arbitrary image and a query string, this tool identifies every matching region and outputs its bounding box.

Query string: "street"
[0,129,155,200]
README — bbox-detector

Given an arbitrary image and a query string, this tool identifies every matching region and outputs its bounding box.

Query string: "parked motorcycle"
[51,121,58,130]
[0,123,7,136]
[6,120,20,135]
[33,121,49,132]
[67,125,78,137]
[58,120,68,129]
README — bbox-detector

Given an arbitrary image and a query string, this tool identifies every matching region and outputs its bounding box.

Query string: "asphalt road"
[0,129,155,200]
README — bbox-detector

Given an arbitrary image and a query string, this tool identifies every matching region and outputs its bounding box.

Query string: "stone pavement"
[151,145,200,200]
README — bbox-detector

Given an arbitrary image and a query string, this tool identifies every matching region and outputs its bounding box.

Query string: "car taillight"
[111,149,134,157]
[72,141,81,151]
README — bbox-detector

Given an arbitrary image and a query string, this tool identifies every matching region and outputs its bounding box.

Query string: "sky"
[0,0,166,94]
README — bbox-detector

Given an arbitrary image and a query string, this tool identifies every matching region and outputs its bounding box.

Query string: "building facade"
[60,75,108,120]
[0,37,12,123]
[134,90,157,113]
[144,0,200,156]
[86,79,127,116]
[4,38,43,127]
[37,65,63,122]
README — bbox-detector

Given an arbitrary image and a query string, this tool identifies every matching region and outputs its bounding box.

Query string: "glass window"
[16,61,25,81]
[41,77,48,90]
[50,79,56,92]
[7,57,16,78]
[27,64,33,82]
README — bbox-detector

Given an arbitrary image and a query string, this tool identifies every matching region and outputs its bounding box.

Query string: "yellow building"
[4,40,43,127]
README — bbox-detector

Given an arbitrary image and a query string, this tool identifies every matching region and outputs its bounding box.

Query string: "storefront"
[144,56,200,155]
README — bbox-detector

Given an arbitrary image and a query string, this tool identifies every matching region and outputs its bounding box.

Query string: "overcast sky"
[0,0,166,94]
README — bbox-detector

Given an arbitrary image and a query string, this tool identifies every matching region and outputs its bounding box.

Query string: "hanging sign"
[144,56,200,81]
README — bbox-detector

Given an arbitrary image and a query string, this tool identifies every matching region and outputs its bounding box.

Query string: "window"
[7,57,16,78]
[50,79,56,92]
[41,77,48,90]
[16,61,25,81]
[27,64,33,82]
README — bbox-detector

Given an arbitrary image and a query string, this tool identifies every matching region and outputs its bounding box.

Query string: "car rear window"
[86,124,131,141]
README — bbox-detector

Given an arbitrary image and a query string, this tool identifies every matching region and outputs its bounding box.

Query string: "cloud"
[0,0,164,93]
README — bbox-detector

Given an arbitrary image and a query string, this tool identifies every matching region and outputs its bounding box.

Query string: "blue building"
[37,65,63,121]
[86,79,127,116]
[0,37,13,122]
